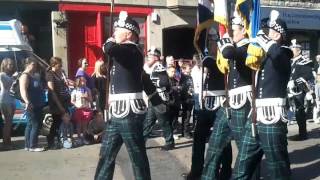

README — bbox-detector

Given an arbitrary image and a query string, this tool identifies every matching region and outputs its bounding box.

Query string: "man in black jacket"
[202,14,252,180]
[287,39,315,140]
[143,47,175,151]
[95,11,163,180]
[233,10,293,180]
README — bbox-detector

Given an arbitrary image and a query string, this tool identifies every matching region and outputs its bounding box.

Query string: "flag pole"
[104,0,115,122]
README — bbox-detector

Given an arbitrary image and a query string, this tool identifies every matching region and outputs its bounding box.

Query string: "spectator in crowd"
[46,57,71,149]
[165,56,175,67]
[76,58,95,90]
[190,54,202,128]
[167,65,181,135]
[21,24,36,49]
[86,110,105,144]
[71,76,93,145]
[20,57,46,152]
[179,63,194,138]
[91,60,107,111]
[58,113,73,149]
[316,54,320,74]
[0,58,16,150]
[313,74,320,124]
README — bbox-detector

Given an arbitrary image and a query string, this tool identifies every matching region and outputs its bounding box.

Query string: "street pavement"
[0,120,319,180]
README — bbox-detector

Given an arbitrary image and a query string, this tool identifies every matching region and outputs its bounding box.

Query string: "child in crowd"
[58,113,74,149]
[71,76,93,145]
[86,110,105,144]
[167,65,181,136]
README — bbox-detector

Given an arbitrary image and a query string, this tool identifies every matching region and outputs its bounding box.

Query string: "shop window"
[103,16,147,52]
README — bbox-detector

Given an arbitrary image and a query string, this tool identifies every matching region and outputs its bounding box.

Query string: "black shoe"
[183,132,193,139]
[288,134,308,141]
[160,144,175,151]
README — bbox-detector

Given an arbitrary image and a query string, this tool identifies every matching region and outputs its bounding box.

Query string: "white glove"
[306,92,313,100]
[154,104,167,114]
[217,37,234,53]
[295,77,307,85]
[287,80,295,90]
[102,37,116,53]
[256,30,276,52]
[288,93,294,98]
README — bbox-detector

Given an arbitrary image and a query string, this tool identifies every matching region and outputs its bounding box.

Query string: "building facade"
[0,0,320,75]
[55,0,198,76]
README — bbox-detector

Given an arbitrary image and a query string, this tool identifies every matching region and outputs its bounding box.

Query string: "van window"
[0,50,45,72]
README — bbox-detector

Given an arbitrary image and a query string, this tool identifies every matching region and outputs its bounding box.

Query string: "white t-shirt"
[71,87,91,108]
[191,65,205,94]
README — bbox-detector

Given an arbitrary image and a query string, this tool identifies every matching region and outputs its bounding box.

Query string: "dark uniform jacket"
[202,56,225,110]
[221,38,252,90]
[221,38,252,109]
[257,44,292,99]
[290,55,315,94]
[179,74,194,104]
[104,41,161,118]
[255,43,293,124]
[147,62,172,105]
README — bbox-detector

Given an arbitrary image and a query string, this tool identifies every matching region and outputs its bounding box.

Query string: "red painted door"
[68,12,103,78]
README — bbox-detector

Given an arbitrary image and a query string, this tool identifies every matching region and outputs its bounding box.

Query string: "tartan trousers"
[201,103,250,180]
[143,102,174,145]
[232,120,291,180]
[95,112,151,180]
[190,108,232,179]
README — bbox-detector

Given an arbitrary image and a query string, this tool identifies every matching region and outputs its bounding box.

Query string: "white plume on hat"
[232,10,244,27]
[118,11,128,27]
[148,46,161,57]
[290,39,302,48]
[150,46,156,52]
[270,10,280,22]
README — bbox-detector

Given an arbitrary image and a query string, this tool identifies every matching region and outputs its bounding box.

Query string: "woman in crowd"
[0,58,16,150]
[46,57,71,149]
[91,60,107,111]
[75,58,94,90]
[20,57,46,152]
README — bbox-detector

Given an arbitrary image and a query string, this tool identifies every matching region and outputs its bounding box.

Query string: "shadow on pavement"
[289,144,320,165]
[291,160,320,180]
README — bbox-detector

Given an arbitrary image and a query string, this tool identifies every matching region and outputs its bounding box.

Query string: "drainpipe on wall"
[51,11,68,75]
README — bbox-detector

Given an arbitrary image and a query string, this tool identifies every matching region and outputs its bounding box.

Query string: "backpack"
[9,72,24,102]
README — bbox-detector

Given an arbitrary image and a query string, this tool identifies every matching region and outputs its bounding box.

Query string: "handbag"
[40,106,54,136]
[9,72,25,102]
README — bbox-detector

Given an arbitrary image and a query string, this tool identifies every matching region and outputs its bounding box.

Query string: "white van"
[0,19,48,134]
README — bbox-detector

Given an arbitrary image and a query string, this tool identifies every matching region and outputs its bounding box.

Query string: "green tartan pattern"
[143,102,174,145]
[95,113,151,180]
[202,103,250,180]
[232,121,291,180]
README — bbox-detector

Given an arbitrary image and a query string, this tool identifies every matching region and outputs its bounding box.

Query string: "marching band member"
[288,39,315,140]
[202,13,254,180]
[183,28,232,180]
[233,10,293,180]
[95,12,162,180]
[143,47,175,151]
